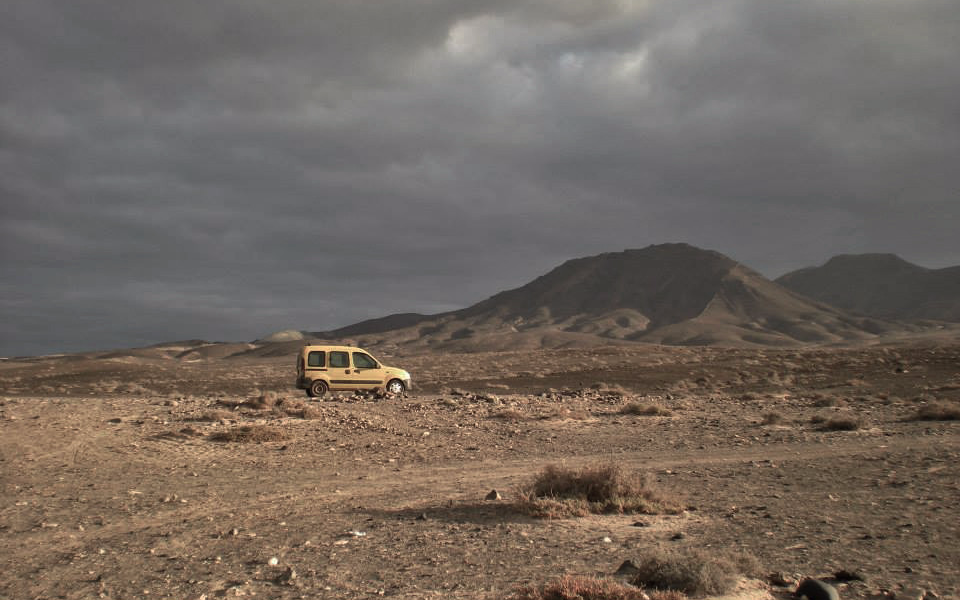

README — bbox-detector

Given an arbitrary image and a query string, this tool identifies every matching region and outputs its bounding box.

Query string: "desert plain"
[1,341,959,600]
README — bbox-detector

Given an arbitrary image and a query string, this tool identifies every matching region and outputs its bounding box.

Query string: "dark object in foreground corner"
[797,578,840,600]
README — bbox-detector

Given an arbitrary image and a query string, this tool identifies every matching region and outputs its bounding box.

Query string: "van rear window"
[307,351,325,367]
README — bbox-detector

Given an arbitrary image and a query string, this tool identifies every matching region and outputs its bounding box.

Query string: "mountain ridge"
[777,253,960,322]
[302,243,908,350]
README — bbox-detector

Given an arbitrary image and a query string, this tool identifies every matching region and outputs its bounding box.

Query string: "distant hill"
[307,243,909,350]
[777,254,960,322]
[28,245,958,361]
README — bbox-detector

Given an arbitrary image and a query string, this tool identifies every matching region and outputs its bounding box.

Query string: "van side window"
[329,351,349,368]
[353,353,377,369]
[307,351,325,367]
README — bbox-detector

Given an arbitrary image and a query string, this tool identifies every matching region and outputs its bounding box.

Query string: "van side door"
[351,351,386,390]
[327,350,352,390]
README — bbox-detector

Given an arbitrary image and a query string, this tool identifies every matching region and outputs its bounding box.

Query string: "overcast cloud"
[2,0,959,356]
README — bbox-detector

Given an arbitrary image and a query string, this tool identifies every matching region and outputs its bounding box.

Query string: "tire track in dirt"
[8,431,955,566]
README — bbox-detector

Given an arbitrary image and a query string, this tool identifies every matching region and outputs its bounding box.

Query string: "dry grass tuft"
[821,415,861,431]
[494,408,528,421]
[517,464,683,518]
[296,405,323,419]
[620,403,671,417]
[813,396,845,408]
[543,407,590,420]
[243,391,279,410]
[194,409,233,422]
[910,401,960,421]
[508,575,661,600]
[209,425,288,443]
[631,549,757,596]
[760,412,783,425]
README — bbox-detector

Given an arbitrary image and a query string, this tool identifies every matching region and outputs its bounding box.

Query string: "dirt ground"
[1,343,958,600]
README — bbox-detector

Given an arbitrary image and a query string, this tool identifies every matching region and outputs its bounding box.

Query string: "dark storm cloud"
[2,0,959,355]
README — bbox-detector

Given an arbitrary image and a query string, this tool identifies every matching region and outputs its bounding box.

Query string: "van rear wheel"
[309,380,328,397]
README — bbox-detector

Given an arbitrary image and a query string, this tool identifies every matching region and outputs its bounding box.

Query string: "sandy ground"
[1,343,958,599]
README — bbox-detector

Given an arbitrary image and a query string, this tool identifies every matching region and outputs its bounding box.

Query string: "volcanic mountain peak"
[462,243,745,328]
[306,243,908,350]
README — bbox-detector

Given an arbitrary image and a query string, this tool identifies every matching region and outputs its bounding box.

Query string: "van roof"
[300,344,367,352]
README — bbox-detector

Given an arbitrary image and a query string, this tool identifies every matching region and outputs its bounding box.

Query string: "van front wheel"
[309,380,328,397]
[386,379,406,394]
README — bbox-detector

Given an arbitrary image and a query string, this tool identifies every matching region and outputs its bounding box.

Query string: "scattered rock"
[276,566,296,584]
[670,532,685,540]
[485,489,502,501]
[895,588,927,600]
[797,578,840,600]
[770,572,797,587]
[615,560,640,576]
[415,513,428,521]
[834,569,865,582]
[267,556,279,566]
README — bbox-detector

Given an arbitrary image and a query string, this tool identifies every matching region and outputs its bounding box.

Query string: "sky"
[2,0,959,356]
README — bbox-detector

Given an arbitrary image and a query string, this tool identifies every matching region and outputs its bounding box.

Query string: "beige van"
[295,345,412,397]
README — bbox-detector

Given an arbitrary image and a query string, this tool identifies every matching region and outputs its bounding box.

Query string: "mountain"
[308,243,907,350]
[776,254,960,322]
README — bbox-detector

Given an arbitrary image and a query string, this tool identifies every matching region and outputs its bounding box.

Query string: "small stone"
[602,536,613,543]
[834,570,865,582]
[277,566,296,584]
[415,513,428,521]
[267,556,279,566]
[770,572,797,587]
[896,588,926,600]
[796,578,840,600]
[485,489,502,501]
[670,532,685,540]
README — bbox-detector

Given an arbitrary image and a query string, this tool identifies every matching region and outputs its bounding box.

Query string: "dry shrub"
[494,408,528,421]
[507,575,659,600]
[243,391,279,410]
[813,396,845,408]
[591,383,628,396]
[195,409,232,422]
[517,464,683,518]
[631,549,757,596]
[296,405,322,419]
[620,403,671,417]
[821,415,861,431]
[760,412,783,425]
[277,399,308,416]
[544,407,590,420]
[209,425,288,443]
[910,401,960,421]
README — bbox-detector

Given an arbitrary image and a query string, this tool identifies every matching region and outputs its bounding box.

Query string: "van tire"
[309,380,328,397]
[386,379,406,394]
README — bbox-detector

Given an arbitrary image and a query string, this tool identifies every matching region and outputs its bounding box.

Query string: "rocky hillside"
[310,244,908,350]
[777,254,960,322]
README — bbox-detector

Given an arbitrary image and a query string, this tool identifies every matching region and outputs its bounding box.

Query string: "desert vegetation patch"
[516,463,684,518]
[209,424,289,443]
